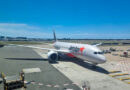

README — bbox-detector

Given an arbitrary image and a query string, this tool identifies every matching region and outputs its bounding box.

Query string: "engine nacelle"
[47,51,58,62]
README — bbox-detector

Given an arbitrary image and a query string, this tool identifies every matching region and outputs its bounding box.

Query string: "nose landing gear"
[91,63,98,69]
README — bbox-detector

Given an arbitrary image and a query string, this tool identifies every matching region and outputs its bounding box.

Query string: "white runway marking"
[23,67,41,73]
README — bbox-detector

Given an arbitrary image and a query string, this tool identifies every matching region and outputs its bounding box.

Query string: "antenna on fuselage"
[53,30,57,42]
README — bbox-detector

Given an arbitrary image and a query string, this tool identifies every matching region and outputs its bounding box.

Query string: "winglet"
[53,30,57,42]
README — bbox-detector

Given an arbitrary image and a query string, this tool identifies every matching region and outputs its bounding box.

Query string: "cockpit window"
[98,52,104,54]
[94,52,97,54]
[94,52,103,54]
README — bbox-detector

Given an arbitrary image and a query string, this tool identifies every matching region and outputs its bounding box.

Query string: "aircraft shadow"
[59,57,109,74]
[5,58,48,61]
[5,57,109,74]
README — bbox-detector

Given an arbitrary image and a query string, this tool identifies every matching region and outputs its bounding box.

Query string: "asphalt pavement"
[0,46,80,90]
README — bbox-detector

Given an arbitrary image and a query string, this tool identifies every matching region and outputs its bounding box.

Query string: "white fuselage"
[54,41,106,64]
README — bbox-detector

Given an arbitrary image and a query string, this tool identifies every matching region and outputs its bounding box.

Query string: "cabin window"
[98,52,103,54]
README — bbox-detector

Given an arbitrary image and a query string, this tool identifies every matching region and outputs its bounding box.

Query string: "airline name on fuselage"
[69,46,85,55]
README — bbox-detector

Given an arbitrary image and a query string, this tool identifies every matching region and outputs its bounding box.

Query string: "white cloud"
[0,23,52,38]
[0,23,27,27]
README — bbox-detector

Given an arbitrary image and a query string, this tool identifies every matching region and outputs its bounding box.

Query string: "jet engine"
[47,50,58,63]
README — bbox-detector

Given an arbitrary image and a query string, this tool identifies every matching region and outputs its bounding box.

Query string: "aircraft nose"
[99,55,107,63]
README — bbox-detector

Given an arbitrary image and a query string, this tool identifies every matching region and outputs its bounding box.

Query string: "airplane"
[8,31,107,66]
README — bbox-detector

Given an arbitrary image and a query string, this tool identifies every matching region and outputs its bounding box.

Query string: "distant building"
[122,42,130,45]
[0,36,5,40]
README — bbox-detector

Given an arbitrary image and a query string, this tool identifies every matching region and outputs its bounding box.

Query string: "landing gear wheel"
[48,60,56,63]
[91,63,97,69]
[92,65,97,69]
[58,55,60,60]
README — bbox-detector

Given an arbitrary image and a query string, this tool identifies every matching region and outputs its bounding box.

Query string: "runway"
[0,46,80,90]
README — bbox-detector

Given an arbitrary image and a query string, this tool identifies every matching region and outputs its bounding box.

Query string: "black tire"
[48,59,57,63]
[58,55,60,60]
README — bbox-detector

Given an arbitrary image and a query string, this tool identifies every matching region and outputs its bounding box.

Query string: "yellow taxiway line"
[109,73,129,77]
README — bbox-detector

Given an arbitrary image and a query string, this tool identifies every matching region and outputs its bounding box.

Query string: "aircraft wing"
[93,43,102,47]
[8,44,70,53]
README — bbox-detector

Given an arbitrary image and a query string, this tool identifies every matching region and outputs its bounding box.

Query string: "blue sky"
[0,0,130,39]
